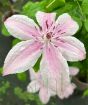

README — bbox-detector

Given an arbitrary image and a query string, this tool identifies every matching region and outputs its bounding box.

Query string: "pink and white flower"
[27,67,79,104]
[3,11,86,102]
[27,68,56,104]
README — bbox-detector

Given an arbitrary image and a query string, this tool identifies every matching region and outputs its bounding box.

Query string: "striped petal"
[27,80,40,93]
[55,36,86,61]
[39,87,50,104]
[40,44,73,99]
[36,11,56,31]
[54,13,79,37]
[4,15,40,40]
[3,40,42,75]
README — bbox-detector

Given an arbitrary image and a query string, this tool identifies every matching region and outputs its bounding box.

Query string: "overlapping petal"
[40,44,74,99]
[27,80,40,93]
[3,40,42,75]
[39,87,51,104]
[28,68,56,104]
[69,67,79,76]
[4,15,40,40]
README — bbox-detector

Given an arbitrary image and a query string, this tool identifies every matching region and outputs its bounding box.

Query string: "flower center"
[46,32,52,40]
[40,32,53,44]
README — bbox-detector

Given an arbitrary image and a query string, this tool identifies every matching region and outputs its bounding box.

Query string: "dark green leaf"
[84,19,88,32]
[55,2,77,16]
[17,72,27,81]
[82,0,88,15]
[2,24,10,36]
[33,55,42,72]
[22,1,47,19]
[83,89,88,96]
[12,39,21,46]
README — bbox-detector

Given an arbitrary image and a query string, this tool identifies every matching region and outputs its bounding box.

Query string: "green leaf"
[46,0,65,12]
[55,2,77,16]
[2,24,10,36]
[0,81,10,94]
[22,1,47,19]
[55,2,82,29]
[83,89,88,96]
[14,87,34,101]
[33,55,42,72]
[0,67,3,75]
[84,19,88,32]
[14,87,42,104]
[12,39,21,46]
[69,62,82,69]
[17,72,27,81]
[82,0,88,15]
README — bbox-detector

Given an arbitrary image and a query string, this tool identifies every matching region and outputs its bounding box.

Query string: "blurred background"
[0,0,88,105]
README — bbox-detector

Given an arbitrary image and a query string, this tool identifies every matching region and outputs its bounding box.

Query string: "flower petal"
[69,67,79,76]
[61,83,76,99]
[29,68,38,80]
[39,87,50,104]
[48,89,56,96]
[3,40,42,76]
[54,13,79,37]
[40,44,72,99]
[55,36,86,61]
[4,15,40,40]
[27,80,40,93]
[36,11,56,31]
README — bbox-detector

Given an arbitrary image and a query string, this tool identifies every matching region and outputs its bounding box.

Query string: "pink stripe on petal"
[54,13,79,37]
[4,15,40,40]
[54,36,86,61]
[40,44,73,99]
[3,40,42,75]
[36,11,56,32]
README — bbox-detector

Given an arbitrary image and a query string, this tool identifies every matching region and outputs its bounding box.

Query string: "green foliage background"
[0,0,88,105]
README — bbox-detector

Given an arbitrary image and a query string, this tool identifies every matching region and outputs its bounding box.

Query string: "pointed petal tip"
[39,88,50,104]
[58,83,76,99]
[79,51,86,61]
[64,83,76,98]
[69,67,79,76]
[3,71,9,76]
[27,81,40,93]
[3,68,14,76]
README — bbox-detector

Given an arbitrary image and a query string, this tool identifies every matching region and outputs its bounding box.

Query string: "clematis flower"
[3,11,86,101]
[27,67,79,104]
[3,11,86,76]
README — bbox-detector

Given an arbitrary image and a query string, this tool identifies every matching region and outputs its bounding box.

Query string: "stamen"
[61,32,66,34]
[40,27,42,31]
[51,22,53,26]
[58,30,61,33]
[46,20,49,29]
[34,26,38,30]
[53,26,55,30]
